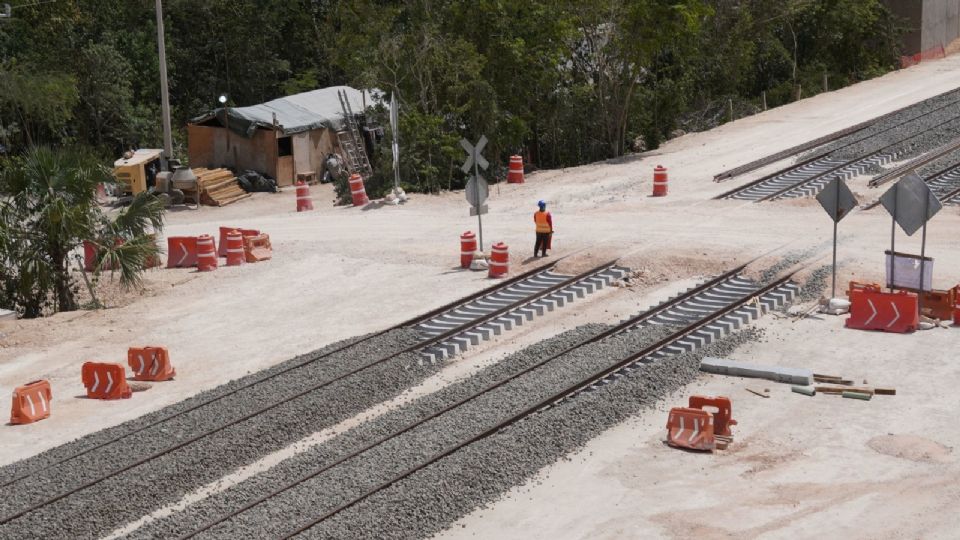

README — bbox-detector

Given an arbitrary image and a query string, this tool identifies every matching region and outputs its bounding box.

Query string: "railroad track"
[713,86,960,182]
[164,267,798,539]
[863,160,960,210]
[717,98,960,202]
[0,260,625,534]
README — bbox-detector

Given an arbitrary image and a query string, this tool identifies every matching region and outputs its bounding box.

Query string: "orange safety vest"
[534,211,552,233]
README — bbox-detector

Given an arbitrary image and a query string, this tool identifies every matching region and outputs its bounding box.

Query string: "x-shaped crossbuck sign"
[460,135,489,173]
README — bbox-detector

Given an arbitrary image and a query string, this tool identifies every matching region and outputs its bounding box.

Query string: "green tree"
[0,147,165,317]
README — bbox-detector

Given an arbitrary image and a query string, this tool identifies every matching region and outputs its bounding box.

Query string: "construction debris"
[745,387,770,398]
[701,356,813,385]
[842,391,873,401]
[192,167,251,207]
[792,385,816,396]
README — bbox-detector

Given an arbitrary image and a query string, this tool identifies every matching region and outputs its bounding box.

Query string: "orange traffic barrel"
[652,165,668,196]
[10,380,52,425]
[81,362,132,400]
[295,180,314,212]
[219,227,260,256]
[507,155,524,184]
[225,229,245,266]
[489,242,509,278]
[197,234,218,272]
[128,346,176,382]
[348,173,370,206]
[460,231,477,268]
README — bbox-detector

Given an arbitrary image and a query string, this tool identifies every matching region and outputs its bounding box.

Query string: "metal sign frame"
[815,177,858,299]
[461,135,490,251]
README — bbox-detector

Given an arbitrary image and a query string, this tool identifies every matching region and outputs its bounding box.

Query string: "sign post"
[879,172,942,316]
[461,135,490,251]
[815,177,858,300]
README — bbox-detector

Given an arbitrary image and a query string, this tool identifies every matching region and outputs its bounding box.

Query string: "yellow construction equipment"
[113,149,163,196]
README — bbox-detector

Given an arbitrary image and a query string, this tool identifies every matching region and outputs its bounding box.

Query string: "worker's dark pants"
[535,232,550,256]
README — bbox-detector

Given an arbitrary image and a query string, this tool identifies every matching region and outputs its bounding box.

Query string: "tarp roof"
[190,86,378,138]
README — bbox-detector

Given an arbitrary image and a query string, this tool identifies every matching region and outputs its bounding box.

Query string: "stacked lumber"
[191,167,251,207]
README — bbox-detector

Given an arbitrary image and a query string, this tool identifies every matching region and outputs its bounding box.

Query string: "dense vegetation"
[1,0,903,193]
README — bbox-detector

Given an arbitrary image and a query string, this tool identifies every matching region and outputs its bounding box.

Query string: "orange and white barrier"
[652,165,668,197]
[348,173,369,207]
[167,236,199,268]
[218,227,260,257]
[507,155,524,184]
[10,380,52,425]
[128,346,176,382]
[81,362,132,400]
[225,230,245,266]
[666,395,736,451]
[460,231,477,268]
[244,233,273,263]
[296,180,314,212]
[489,242,509,278]
[846,281,918,333]
[197,234,218,272]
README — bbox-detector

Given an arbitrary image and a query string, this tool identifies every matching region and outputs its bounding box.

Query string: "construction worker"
[533,200,553,257]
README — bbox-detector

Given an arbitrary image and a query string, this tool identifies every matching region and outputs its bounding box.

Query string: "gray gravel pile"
[799,265,832,301]
[304,330,760,540]
[0,332,370,486]
[916,147,960,178]
[127,323,624,538]
[127,323,734,540]
[804,88,960,160]
[0,329,444,539]
[831,114,960,164]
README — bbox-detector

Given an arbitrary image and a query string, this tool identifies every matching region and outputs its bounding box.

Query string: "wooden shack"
[187,86,375,187]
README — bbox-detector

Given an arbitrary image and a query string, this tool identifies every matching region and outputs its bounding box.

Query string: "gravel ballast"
[126,323,760,540]
[0,329,442,539]
[805,87,960,161]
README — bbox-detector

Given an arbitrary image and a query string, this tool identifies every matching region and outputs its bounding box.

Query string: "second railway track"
[0,260,625,536]
[115,266,799,540]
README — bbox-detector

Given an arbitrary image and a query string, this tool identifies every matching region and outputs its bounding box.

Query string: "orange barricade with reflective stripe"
[666,395,736,451]
[244,233,273,263]
[81,362,132,400]
[10,380,52,425]
[128,346,176,382]
[846,281,918,333]
[167,236,199,268]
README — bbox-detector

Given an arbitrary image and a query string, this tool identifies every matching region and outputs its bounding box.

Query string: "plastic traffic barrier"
[167,236,199,268]
[460,231,477,269]
[224,230,245,266]
[81,362,132,400]
[295,180,314,212]
[244,233,273,263]
[666,395,736,451]
[348,173,369,206]
[507,155,524,184]
[128,346,176,382]
[196,234,218,272]
[652,165,668,197]
[10,380,52,425]
[218,227,260,257]
[845,281,918,333]
[488,242,509,278]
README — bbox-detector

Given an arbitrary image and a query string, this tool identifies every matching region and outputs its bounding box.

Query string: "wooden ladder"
[336,89,373,178]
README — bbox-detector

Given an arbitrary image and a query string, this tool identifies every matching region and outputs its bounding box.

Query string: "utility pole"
[155,0,173,163]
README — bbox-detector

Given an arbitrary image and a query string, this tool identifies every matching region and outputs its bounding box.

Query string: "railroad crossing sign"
[816,177,859,299]
[461,135,490,250]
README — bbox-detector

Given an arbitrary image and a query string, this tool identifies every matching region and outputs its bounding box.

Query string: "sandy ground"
[3,52,960,538]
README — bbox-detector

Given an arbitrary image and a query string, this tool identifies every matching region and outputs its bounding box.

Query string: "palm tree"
[0,146,165,317]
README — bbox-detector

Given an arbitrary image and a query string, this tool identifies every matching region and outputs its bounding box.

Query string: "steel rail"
[0,260,559,491]
[716,94,960,200]
[862,160,960,210]
[279,273,794,539]
[176,264,758,539]
[713,86,960,182]
[867,136,960,188]
[757,110,960,202]
[1,262,623,525]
